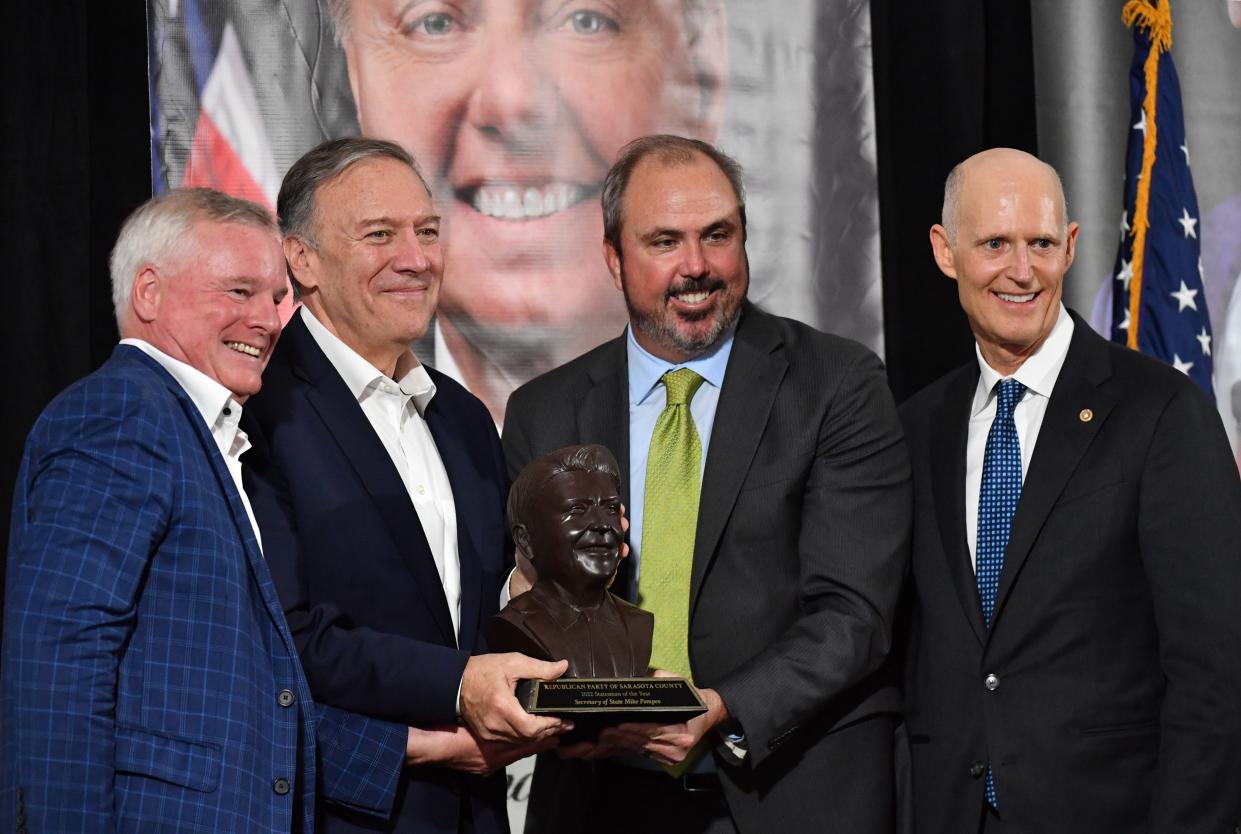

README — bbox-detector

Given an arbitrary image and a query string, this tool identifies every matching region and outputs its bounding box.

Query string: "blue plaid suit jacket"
[2,345,407,833]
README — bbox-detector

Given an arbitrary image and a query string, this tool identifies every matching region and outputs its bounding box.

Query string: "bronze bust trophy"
[491,444,703,731]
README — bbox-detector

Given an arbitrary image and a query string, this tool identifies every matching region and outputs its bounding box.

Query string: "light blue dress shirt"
[625,324,747,764]
[625,324,735,585]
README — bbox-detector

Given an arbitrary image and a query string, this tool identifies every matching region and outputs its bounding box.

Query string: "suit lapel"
[690,306,786,614]
[124,348,294,645]
[931,364,988,645]
[992,319,1113,627]
[424,398,481,650]
[576,337,633,593]
[578,339,631,506]
[285,316,457,644]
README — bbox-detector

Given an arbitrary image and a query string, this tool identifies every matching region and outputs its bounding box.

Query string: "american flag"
[149,0,311,323]
[1110,0,1213,399]
[179,19,281,209]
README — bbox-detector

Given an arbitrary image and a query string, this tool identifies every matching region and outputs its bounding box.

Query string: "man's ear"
[929,224,959,281]
[130,266,162,324]
[512,524,534,562]
[1064,221,1080,271]
[604,241,623,292]
[283,235,319,293]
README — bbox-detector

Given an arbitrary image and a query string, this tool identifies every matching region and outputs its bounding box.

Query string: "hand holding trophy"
[490,445,705,741]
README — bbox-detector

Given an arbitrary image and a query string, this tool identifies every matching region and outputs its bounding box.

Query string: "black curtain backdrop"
[872,0,1039,398]
[1,1,1038,609]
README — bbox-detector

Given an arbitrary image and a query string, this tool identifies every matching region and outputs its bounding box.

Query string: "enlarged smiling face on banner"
[337,0,725,355]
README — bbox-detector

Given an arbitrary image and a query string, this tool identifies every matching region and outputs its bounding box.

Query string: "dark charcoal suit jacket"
[899,312,1241,834]
[503,302,912,833]
[245,310,513,834]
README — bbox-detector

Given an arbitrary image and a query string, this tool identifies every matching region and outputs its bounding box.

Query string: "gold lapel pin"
[1079,408,1094,423]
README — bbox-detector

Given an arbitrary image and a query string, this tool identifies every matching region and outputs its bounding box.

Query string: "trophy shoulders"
[489,604,556,662]
[610,594,653,624]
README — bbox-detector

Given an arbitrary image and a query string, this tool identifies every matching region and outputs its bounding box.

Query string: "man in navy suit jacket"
[900,149,1241,833]
[2,189,408,832]
[245,137,572,834]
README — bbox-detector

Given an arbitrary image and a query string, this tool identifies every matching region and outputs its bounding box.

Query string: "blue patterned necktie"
[976,377,1025,809]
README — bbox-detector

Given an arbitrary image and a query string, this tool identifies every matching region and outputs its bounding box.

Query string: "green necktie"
[639,368,706,682]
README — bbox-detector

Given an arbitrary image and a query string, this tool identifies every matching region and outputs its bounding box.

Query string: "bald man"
[898,148,1241,834]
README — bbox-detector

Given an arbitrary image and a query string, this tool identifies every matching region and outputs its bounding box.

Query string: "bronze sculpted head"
[493,445,652,678]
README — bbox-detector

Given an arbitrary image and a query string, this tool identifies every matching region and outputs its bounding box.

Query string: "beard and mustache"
[623,269,747,359]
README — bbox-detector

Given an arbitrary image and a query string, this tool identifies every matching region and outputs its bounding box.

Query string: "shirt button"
[969,761,986,778]
[277,689,295,708]
[984,673,1000,691]
[273,777,291,795]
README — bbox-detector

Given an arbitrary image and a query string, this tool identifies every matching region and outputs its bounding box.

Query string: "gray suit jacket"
[503,302,912,833]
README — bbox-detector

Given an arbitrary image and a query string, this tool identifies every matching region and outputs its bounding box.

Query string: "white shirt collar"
[300,306,437,417]
[432,320,468,388]
[121,338,244,434]
[972,304,1074,416]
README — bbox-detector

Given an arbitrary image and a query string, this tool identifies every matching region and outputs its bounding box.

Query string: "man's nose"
[679,242,709,278]
[465,34,554,138]
[251,294,281,334]
[394,234,432,274]
[1008,246,1034,283]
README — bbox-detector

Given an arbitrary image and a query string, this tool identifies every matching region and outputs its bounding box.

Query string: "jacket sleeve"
[314,705,407,819]
[712,350,913,768]
[1139,382,1241,831]
[2,384,170,831]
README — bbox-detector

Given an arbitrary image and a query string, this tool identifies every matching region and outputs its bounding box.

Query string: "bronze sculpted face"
[494,444,653,680]
[516,468,623,603]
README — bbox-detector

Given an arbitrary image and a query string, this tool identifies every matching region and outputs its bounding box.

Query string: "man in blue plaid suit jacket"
[2,189,409,833]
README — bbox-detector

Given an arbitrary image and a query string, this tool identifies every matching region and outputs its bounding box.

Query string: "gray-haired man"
[246,137,571,834]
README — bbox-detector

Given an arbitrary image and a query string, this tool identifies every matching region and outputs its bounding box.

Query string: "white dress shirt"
[300,308,462,641]
[121,338,263,553]
[965,304,1074,570]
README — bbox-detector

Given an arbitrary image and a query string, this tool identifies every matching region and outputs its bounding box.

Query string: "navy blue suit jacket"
[899,315,1241,833]
[2,345,406,833]
[245,311,513,834]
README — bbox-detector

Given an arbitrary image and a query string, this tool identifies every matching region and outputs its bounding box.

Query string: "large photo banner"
[147,0,883,425]
[146,1,882,822]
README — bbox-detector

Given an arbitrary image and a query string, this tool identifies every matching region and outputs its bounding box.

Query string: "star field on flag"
[1111,0,1214,398]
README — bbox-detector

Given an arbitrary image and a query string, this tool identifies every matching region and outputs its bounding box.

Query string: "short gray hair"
[940,156,1070,246]
[277,136,428,296]
[601,134,745,255]
[109,188,275,328]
